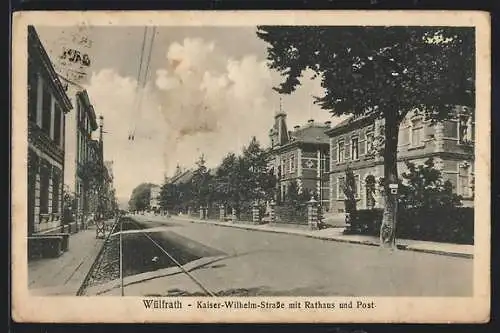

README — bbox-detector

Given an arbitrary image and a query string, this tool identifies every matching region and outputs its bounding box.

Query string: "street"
[90,215,473,297]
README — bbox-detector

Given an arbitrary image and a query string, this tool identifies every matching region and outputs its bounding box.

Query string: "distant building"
[326,108,475,213]
[267,109,331,207]
[149,185,162,211]
[27,26,73,234]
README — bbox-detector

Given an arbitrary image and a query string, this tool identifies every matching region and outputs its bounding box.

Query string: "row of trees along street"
[256,26,474,247]
[128,136,317,222]
[159,137,278,219]
[62,159,118,224]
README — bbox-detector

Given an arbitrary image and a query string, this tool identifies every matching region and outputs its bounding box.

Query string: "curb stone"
[182,218,473,260]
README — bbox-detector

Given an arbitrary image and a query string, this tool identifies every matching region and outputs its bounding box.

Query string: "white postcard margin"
[11,10,491,323]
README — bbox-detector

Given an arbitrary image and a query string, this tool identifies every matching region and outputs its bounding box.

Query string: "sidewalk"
[28,219,115,296]
[158,215,473,259]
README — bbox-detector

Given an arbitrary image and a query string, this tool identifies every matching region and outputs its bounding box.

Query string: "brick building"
[27,26,73,234]
[326,108,475,213]
[267,110,331,208]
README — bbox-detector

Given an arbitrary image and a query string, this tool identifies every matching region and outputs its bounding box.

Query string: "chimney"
[294,125,300,131]
[308,119,314,125]
[325,121,332,127]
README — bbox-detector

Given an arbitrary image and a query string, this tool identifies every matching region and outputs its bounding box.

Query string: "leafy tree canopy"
[399,158,463,209]
[129,182,155,211]
[257,26,474,121]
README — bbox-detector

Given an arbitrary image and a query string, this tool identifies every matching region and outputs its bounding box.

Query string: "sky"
[35,25,343,203]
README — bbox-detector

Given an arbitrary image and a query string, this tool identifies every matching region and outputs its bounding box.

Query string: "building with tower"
[267,105,331,208]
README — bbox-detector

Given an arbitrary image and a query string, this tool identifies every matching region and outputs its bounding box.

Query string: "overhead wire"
[129,27,148,141]
[130,26,157,141]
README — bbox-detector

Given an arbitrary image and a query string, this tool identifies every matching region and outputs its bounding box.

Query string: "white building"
[150,185,162,211]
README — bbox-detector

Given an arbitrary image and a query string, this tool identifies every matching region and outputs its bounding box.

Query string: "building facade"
[63,87,99,228]
[267,111,331,208]
[27,26,73,234]
[326,108,475,213]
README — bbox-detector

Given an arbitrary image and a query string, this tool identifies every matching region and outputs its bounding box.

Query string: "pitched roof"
[170,169,195,185]
[291,124,330,145]
[325,113,375,136]
[28,26,73,112]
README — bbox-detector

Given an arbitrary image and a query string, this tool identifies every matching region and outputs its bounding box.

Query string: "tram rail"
[76,215,215,297]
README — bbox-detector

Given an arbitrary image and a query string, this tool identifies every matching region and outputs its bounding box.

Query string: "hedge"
[345,207,474,244]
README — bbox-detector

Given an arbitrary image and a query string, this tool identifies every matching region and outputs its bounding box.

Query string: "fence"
[274,204,308,225]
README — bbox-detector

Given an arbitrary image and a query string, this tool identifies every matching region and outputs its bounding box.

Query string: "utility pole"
[98,116,105,221]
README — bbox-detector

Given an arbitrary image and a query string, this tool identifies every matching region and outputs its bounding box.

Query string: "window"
[53,103,62,146]
[337,141,345,163]
[322,157,330,174]
[39,164,50,215]
[354,174,360,198]
[458,114,474,144]
[281,159,285,177]
[290,155,295,172]
[411,118,424,147]
[77,100,83,124]
[351,137,359,160]
[337,176,346,199]
[52,171,60,213]
[458,164,471,197]
[365,132,374,154]
[28,65,38,122]
[42,87,52,135]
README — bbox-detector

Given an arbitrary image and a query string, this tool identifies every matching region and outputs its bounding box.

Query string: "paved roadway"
[114,215,472,297]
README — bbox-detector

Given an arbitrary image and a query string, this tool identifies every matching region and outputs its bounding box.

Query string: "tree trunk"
[380,113,400,248]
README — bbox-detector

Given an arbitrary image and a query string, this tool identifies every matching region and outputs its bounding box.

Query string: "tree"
[399,158,462,210]
[191,154,212,208]
[159,183,179,212]
[241,137,277,203]
[128,183,154,212]
[213,152,242,208]
[62,185,77,223]
[284,180,311,206]
[343,167,358,216]
[257,26,474,247]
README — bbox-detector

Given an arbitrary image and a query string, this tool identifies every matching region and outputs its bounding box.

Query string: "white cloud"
[80,37,339,201]
[83,69,166,200]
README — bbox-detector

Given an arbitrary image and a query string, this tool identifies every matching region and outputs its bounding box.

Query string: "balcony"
[28,121,64,164]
